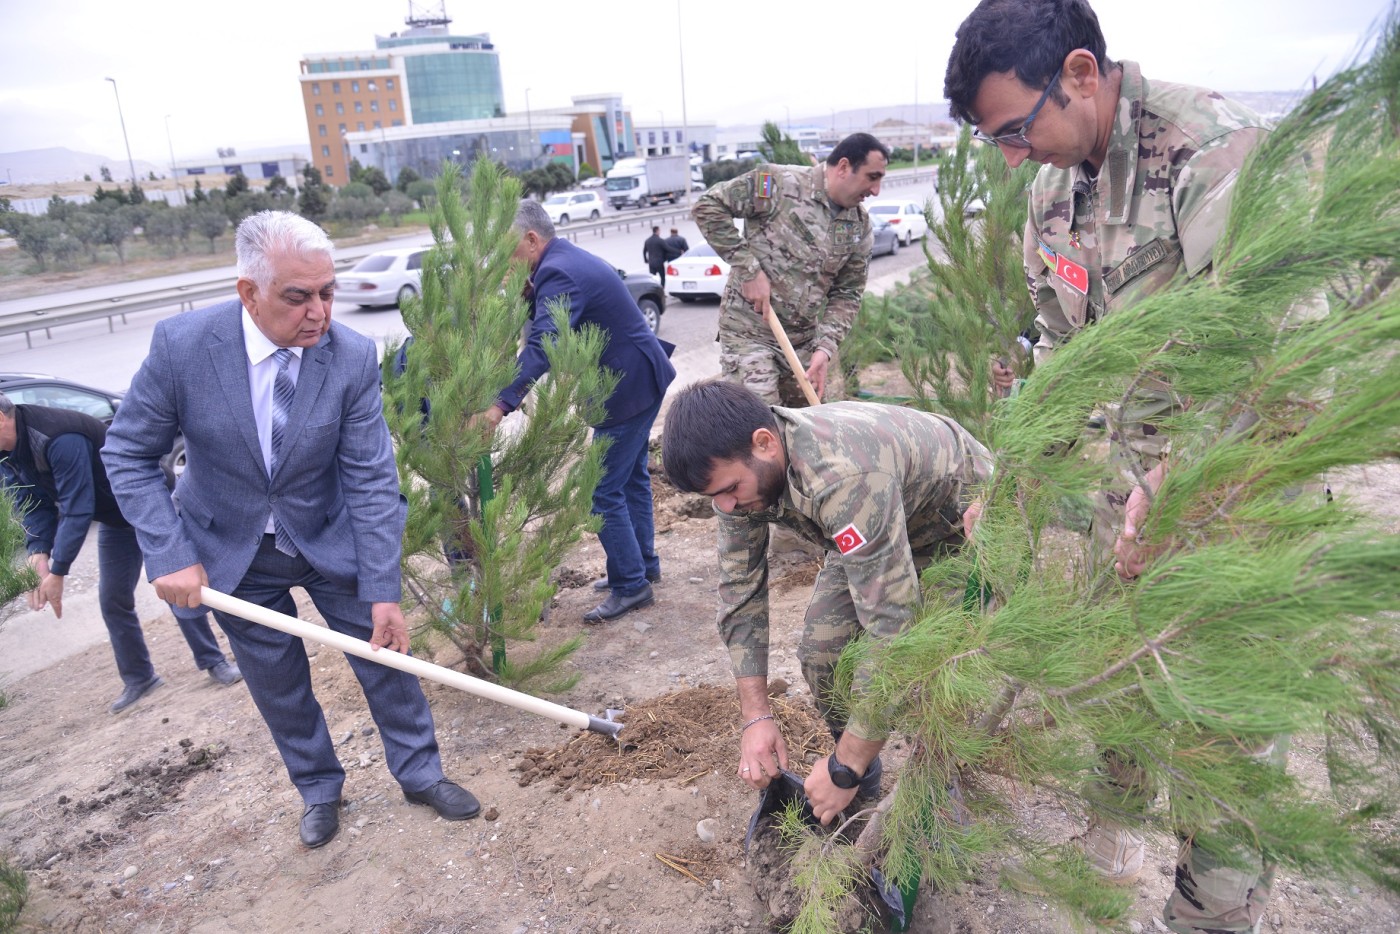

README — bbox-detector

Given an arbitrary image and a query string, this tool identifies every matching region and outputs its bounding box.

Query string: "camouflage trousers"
[719,334,845,408]
[797,551,933,740]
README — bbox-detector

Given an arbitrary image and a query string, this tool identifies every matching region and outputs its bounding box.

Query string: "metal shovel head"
[743,768,818,852]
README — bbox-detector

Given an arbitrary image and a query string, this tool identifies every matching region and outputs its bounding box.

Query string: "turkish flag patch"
[1055,254,1090,294]
[833,523,867,555]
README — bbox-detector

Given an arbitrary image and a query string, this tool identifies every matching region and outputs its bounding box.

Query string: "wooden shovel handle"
[763,310,821,406]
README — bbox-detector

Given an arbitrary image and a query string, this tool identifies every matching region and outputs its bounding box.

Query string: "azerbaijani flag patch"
[756,172,776,198]
[1036,237,1089,295]
[834,523,867,555]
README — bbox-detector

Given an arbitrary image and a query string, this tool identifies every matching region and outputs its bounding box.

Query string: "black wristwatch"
[827,752,863,789]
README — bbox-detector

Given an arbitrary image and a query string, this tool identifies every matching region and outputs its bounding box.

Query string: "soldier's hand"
[962,500,984,539]
[738,717,788,790]
[369,602,409,653]
[467,404,506,437]
[1114,464,1168,579]
[805,350,831,401]
[804,755,859,825]
[154,563,209,609]
[991,357,1017,391]
[740,269,773,318]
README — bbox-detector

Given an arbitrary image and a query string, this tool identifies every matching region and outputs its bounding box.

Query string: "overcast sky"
[0,0,1386,165]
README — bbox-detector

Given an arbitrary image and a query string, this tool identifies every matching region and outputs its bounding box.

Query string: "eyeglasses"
[972,80,1057,149]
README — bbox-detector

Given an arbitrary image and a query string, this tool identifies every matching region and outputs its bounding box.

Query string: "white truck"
[604,154,689,209]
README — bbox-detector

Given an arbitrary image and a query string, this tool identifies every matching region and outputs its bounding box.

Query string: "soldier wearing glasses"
[945,2,1272,933]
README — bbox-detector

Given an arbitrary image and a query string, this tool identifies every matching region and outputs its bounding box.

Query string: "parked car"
[0,372,185,486]
[578,176,606,189]
[871,216,900,257]
[543,191,604,226]
[665,244,731,303]
[618,268,665,334]
[337,247,427,308]
[865,199,930,246]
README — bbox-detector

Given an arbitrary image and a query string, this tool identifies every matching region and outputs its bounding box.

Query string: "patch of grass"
[0,855,28,931]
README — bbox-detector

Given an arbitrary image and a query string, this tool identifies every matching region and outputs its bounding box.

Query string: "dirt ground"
[1,461,1398,933]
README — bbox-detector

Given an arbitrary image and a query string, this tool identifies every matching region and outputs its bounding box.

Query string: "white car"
[337,247,427,308]
[865,199,930,246]
[543,191,604,226]
[666,243,731,302]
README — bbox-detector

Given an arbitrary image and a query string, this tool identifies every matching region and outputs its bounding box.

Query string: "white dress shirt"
[241,308,303,532]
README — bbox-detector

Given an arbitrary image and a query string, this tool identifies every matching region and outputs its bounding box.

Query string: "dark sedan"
[0,373,185,487]
[618,267,665,334]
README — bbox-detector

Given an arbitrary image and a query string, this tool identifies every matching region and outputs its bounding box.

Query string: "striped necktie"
[270,348,298,556]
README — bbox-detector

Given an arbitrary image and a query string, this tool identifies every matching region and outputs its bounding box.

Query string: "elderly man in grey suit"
[103,211,478,850]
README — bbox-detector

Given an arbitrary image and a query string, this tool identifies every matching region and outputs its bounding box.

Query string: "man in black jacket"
[0,394,241,713]
[643,226,671,291]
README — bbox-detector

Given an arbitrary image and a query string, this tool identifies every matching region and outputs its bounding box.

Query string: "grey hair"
[235,211,335,290]
[513,199,556,240]
[0,394,13,418]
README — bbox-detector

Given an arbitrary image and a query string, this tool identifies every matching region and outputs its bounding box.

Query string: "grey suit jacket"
[102,300,406,602]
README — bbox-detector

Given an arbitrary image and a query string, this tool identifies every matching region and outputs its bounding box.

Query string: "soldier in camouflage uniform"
[945,1,1276,930]
[661,379,991,826]
[692,133,889,407]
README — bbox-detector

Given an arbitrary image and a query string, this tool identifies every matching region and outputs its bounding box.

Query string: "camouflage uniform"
[693,162,872,407]
[1024,60,1269,562]
[715,402,992,740]
[1022,63,1275,933]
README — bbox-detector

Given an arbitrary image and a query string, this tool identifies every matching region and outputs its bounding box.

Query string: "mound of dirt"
[514,684,831,793]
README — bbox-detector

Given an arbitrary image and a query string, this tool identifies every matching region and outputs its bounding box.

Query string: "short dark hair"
[826,133,891,171]
[944,0,1111,125]
[662,380,777,493]
[652,226,660,234]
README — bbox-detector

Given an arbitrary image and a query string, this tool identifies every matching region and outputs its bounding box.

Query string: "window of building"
[677,130,684,143]
[648,132,655,145]
[351,79,360,93]
[663,130,670,144]
[332,81,341,94]
[326,165,334,178]
[360,144,368,154]
[318,125,327,137]
[321,145,330,157]
[357,121,365,131]
[369,100,379,112]
[386,78,395,91]
[314,104,324,117]
[338,123,347,134]
[311,83,321,96]
[391,119,403,127]
[354,101,363,113]
[335,102,344,115]
[373,120,381,129]
[368,79,377,91]
[388,99,397,112]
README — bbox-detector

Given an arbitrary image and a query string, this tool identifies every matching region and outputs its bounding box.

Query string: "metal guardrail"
[4,171,936,347]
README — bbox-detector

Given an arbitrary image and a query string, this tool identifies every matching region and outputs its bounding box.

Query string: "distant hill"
[0,148,165,186]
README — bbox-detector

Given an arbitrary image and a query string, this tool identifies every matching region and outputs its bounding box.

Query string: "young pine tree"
[382,160,616,692]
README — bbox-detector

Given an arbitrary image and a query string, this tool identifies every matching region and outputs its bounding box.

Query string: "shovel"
[763,308,822,407]
[199,587,623,739]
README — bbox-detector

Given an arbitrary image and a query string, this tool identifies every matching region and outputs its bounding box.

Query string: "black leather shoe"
[583,583,655,623]
[110,675,163,714]
[404,780,480,820]
[299,802,341,848]
[207,660,243,686]
[592,570,662,591]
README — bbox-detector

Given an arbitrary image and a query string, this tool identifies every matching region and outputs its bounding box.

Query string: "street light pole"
[677,0,691,196]
[164,113,185,202]
[524,87,534,168]
[657,110,665,154]
[105,77,138,186]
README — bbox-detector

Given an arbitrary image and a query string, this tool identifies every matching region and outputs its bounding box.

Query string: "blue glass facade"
[376,32,504,124]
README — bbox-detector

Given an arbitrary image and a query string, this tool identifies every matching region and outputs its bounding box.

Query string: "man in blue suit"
[480,200,676,623]
[103,211,478,849]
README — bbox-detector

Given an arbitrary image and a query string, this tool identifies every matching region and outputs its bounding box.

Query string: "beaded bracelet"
[741,714,775,732]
